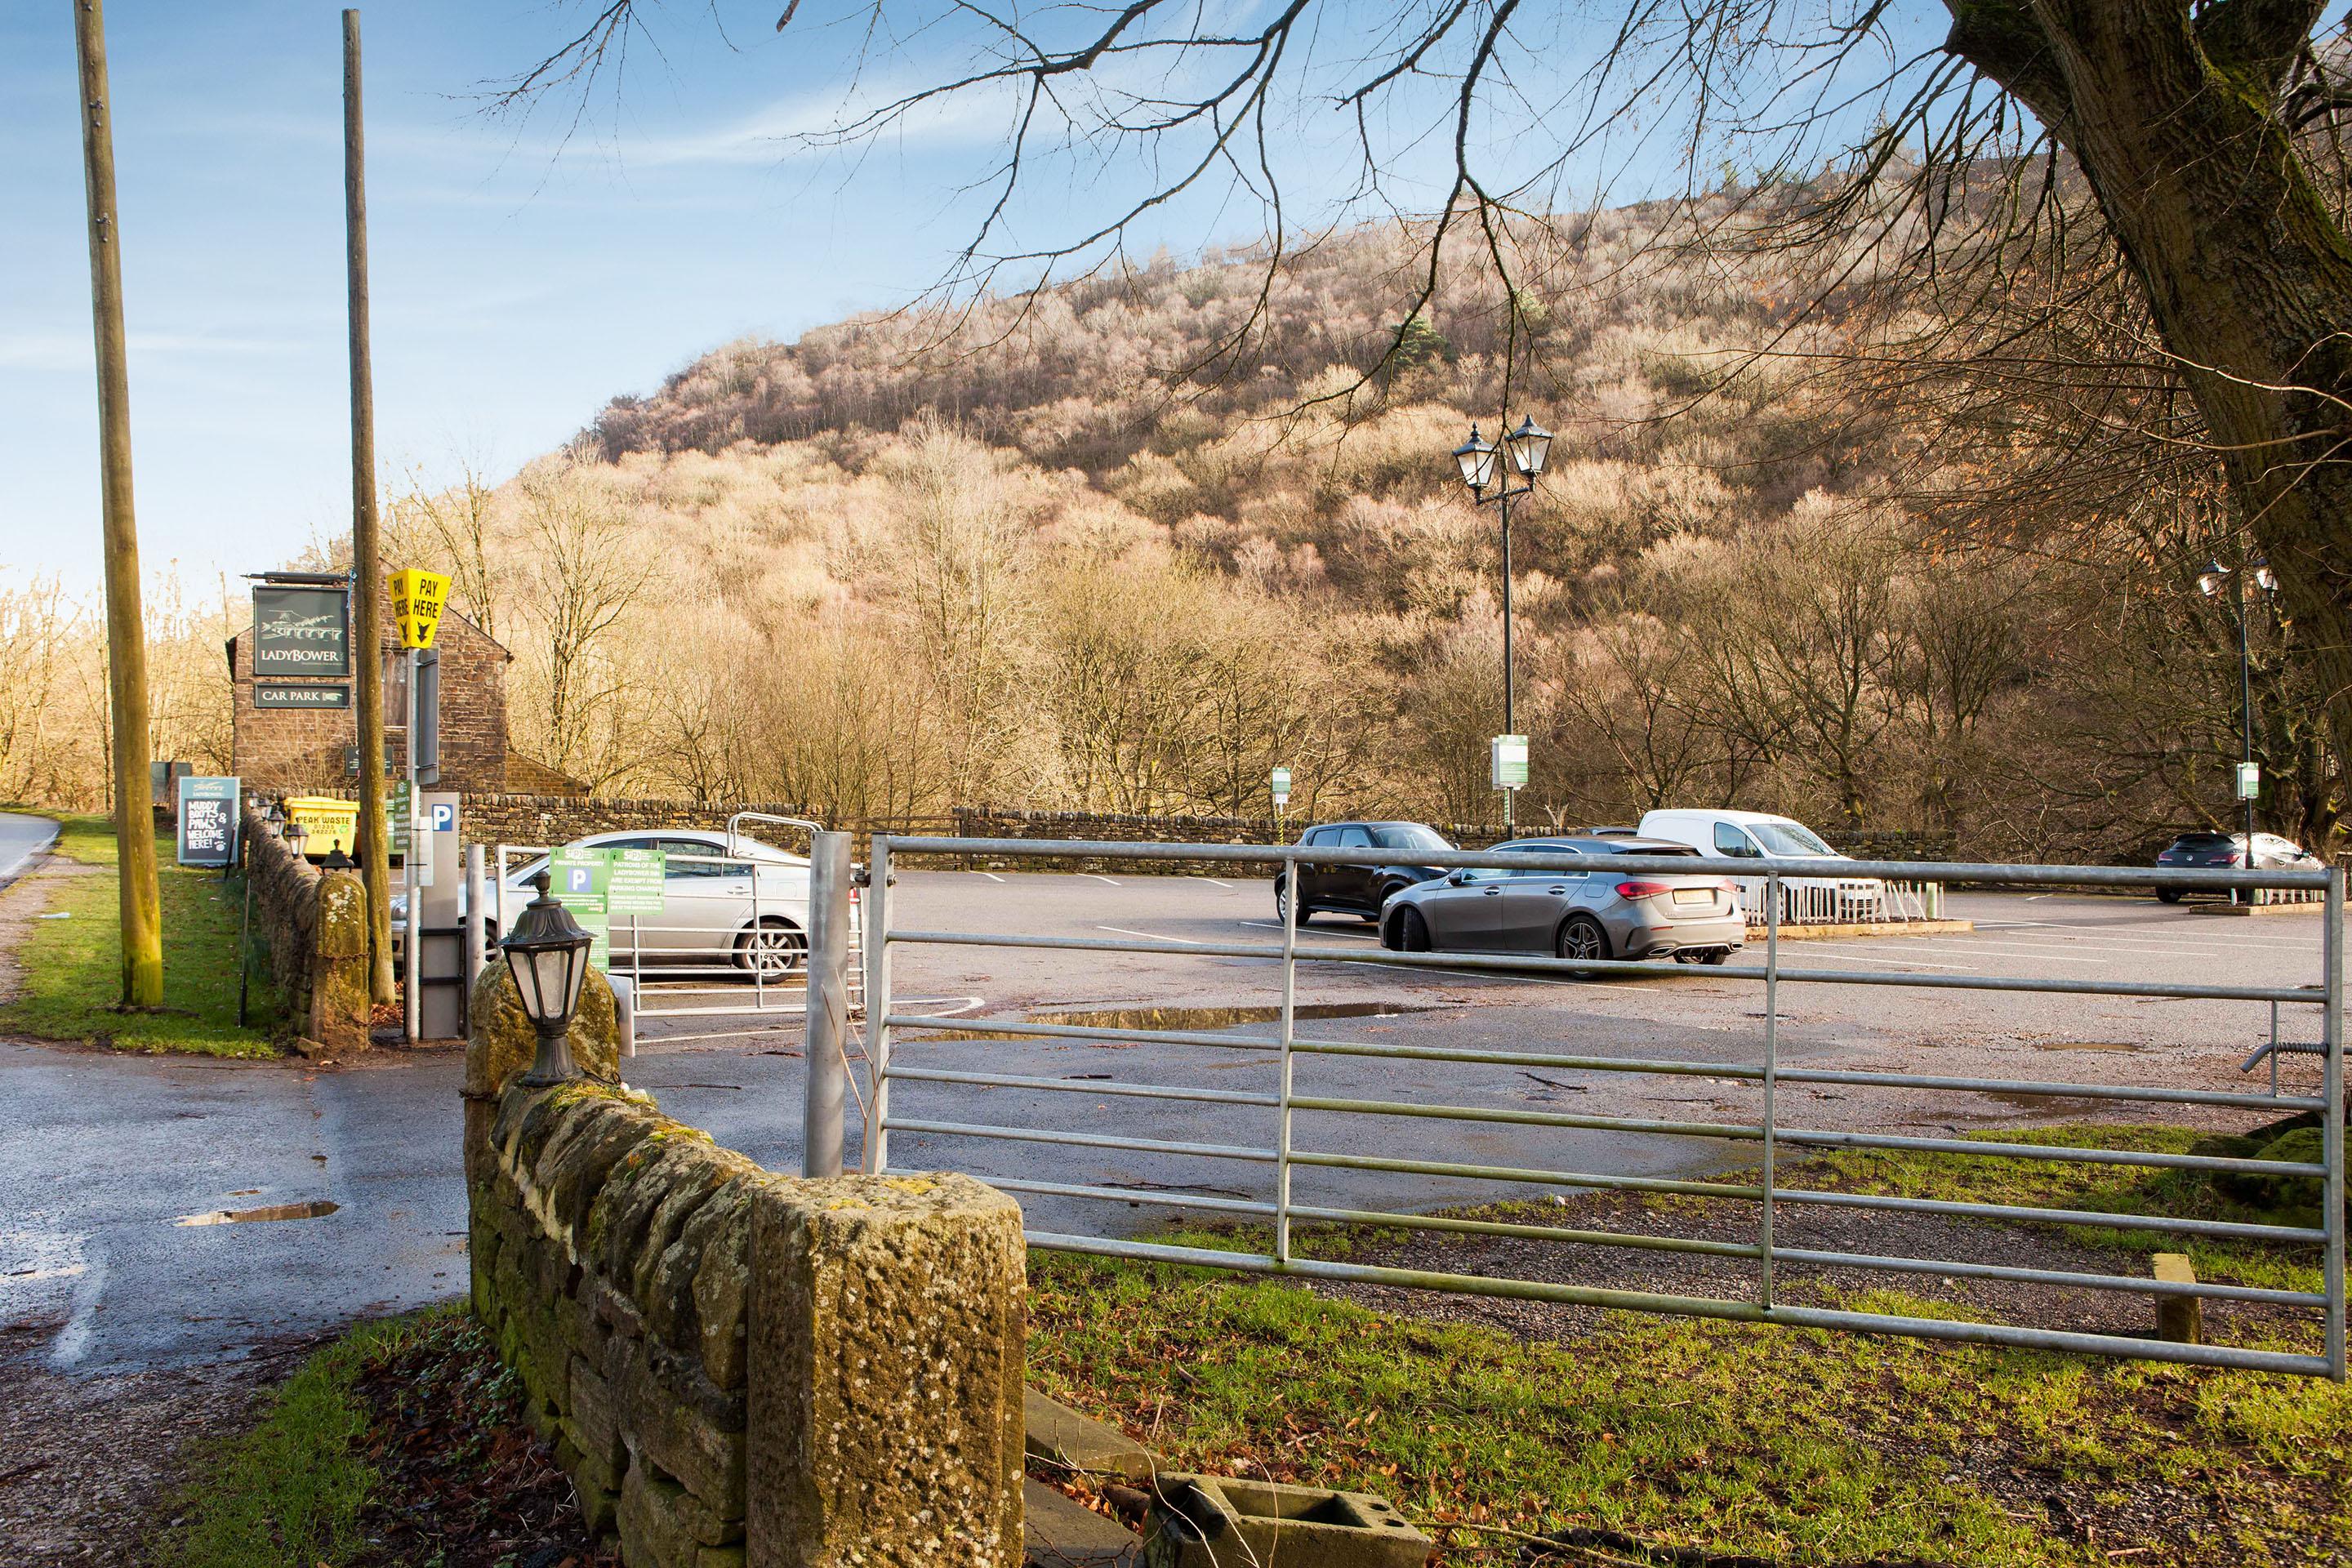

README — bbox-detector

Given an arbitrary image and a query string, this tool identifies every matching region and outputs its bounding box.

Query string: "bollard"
[802,830,852,1178]
[2153,1254,2203,1345]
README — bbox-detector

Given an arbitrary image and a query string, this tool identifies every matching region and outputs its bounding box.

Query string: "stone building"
[227,588,582,798]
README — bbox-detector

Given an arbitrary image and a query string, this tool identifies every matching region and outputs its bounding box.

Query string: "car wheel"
[1397,908,1431,952]
[1557,915,1610,964]
[2155,889,2183,905]
[736,918,807,978]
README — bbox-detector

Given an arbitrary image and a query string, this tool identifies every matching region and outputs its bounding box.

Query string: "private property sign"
[250,584,351,677]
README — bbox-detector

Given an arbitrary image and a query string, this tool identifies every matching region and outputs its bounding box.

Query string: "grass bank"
[0,813,281,1056]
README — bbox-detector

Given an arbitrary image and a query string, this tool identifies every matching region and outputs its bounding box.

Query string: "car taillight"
[1715,880,1738,895]
[1616,880,1673,899]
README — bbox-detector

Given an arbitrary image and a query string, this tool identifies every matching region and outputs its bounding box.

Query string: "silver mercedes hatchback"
[1379,835,1745,964]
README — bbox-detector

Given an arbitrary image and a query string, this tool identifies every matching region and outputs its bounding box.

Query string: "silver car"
[1379,835,1745,964]
[396,829,819,978]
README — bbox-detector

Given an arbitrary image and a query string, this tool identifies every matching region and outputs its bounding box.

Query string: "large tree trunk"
[1946,0,2352,812]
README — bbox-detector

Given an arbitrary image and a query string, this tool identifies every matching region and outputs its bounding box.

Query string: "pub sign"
[251,585,351,678]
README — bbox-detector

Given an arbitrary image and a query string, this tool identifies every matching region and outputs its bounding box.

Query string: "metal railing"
[1734,875,1942,926]
[848,837,2345,1379]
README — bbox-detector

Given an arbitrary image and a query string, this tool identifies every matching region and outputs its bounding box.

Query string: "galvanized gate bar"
[2327,866,2345,1381]
[876,836,2332,889]
[887,929,2322,1004]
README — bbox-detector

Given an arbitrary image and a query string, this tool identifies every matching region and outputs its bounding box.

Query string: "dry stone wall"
[241,804,368,1054]
[466,1003,1026,1568]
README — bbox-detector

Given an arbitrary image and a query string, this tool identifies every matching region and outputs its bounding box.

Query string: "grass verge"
[150,1307,604,1568]
[1029,1125,2351,1566]
[0,813,280,1056]
[149,1316,407,1568]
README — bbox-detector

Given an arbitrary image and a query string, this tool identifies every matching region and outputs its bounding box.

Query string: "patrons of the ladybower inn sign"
[250,583,353,678]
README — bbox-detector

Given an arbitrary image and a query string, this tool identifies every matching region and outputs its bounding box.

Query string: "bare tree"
[512,447,655,785]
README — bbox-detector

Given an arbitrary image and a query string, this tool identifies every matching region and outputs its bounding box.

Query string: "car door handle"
[1482,888,1500,897]
[1548,887,1567,895]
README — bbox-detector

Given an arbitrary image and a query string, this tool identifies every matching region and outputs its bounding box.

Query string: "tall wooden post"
[72,0,163,1009]
[344,8,393,1004]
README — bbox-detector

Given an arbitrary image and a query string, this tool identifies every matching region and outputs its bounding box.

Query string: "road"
[1,866,2335,1374]
[0,812,59,889]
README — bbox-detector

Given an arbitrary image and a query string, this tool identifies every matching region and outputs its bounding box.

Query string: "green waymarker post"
[550,846,666,972]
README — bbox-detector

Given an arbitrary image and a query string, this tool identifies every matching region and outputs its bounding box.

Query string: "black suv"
[1274,822,1455,923]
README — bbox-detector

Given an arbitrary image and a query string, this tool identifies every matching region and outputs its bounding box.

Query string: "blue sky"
[3,1,1107,594]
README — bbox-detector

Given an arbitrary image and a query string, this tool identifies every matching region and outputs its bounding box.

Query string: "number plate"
[1672,888,1711,906]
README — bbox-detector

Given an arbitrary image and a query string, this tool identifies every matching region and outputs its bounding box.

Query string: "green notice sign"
[605,848,667,915]
[550,847,613,970]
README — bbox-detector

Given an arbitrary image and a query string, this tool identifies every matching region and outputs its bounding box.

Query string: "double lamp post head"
[2198,555,2276,598]
[1453,415,1553,499]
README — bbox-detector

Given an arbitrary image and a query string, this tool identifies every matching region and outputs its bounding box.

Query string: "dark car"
[2153,831,2323,902]
[1274,821,1455,923]
[1380,836,1744,963]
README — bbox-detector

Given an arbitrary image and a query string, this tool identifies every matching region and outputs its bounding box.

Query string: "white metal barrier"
[841,837,2345,1380]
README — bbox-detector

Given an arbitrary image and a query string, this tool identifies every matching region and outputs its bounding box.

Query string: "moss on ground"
[0,813,281,1057]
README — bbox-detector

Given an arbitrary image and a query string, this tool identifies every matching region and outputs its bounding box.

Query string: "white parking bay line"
[1082,874,1121,886]
[1197,876,1236,889]
[1784,944,1980,972]
[973,871,1007,883]
[1098,925,1198,945]
[1893,940,2107,964]
[1239,920,1379,940]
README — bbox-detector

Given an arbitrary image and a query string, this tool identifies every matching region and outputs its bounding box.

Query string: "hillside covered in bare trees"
[6,203,2332,858]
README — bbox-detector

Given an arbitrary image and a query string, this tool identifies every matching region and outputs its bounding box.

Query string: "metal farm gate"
[804,836,2345,1379]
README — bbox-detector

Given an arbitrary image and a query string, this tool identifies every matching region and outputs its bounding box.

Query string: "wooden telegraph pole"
[71,0,163,1008]
[344,9,393,1004]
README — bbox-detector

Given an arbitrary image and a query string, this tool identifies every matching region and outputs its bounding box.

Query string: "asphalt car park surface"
[5,869,2332,1374]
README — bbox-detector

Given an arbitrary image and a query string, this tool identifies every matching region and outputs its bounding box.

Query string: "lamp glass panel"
[528,947,573,1025]
[2198,570,2225,597]
[562,938,590,1016]
[504,942,547,1023]
[1505,423,1553,477]
[2254,564,2278,591]
[1454,444,1494,490]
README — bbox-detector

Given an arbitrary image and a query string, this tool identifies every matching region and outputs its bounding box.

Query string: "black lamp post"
[2198,555,2278,862]
[1451,414,1554,829]
[502,871,595,1087]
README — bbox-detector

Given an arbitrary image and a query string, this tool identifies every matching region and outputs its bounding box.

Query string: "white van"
[1635,808,1887,924]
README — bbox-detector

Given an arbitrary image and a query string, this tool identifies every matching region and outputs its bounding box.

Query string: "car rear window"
[2171,833,2233,847]
[1605,842,1699,856]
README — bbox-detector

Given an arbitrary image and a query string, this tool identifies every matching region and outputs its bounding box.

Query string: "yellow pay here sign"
[389,568,452,649]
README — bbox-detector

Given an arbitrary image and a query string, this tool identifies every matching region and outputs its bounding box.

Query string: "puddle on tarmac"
[175,1199,341,1227]
[922,1000,1443,1042]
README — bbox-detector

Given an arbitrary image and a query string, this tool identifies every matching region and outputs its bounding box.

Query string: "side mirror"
[1447,869,1474,886]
